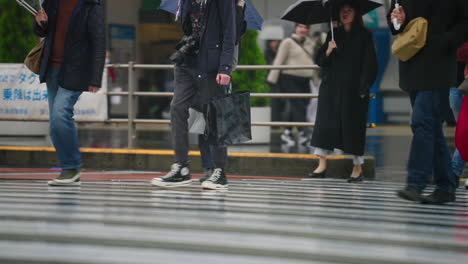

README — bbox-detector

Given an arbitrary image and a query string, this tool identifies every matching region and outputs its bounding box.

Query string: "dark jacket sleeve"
[359,31,378,96]
[32,1,48,37]
[218,0,237,75]
[87,4,106,88]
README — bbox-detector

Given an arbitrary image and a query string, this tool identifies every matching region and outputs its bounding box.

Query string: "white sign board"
[0,64,108,121]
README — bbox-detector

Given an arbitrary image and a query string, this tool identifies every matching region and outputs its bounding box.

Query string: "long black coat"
[33,0,106,92]
[311,26,377,156]
[387,0,468,92]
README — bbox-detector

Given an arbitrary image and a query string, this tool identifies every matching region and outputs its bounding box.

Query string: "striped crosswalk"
[0,179,466,264]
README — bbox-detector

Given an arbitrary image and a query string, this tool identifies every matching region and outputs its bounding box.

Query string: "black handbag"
[205,91,252,146]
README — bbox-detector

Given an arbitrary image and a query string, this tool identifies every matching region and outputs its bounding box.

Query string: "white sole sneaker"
[48,173,81,186]
[48,180,81,186]
[281,135,295,147]
[202,181,228,190]
[150,179,192,188]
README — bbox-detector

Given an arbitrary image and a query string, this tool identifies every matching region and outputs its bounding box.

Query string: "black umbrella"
[281,0,383,40]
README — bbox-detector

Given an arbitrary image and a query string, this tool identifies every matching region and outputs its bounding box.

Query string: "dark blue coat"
[179,0,237,77]
[33,0,106,92]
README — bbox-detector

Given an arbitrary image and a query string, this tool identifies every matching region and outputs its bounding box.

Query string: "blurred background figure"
[267,23,319,148]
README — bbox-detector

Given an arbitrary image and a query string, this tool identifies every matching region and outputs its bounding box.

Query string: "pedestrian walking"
[33,0,106,186]
[389,0,468,204]
[309,0,378,183]
[267,24,319,147]
[151,0,238,190]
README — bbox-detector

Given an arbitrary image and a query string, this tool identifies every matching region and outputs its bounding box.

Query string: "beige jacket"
[267,34,317,84]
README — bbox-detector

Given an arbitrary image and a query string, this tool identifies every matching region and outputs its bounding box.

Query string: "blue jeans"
[407,90,456,193]
[46,68,83,170]
[449,87,465,176]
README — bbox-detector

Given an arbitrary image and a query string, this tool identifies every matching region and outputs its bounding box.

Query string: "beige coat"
[267,34,318,84]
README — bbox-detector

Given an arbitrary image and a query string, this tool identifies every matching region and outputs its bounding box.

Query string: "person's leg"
[47,84,83,186]
[351,156,364,177]
[171,66,197,165]
[406,91,434,191]
[198,135,213,182]
[347,156,365,183]
[422,91,456,204]
[309,147,331,177]
[201,79,229,190]
[50,87,82,169]
[45,68,60,143]
[151,66,196,187]
[397,91,434,201]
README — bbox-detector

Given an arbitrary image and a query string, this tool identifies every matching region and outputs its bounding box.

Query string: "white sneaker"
[281,130,295,147]
[298,131,310,146]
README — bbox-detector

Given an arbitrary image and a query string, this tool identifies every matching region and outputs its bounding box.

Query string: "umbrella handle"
[392,3,401,30]
[330,20,335,41]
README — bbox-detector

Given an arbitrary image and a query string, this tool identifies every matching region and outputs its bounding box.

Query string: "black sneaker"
[202,168,228,190]
[151,163,192,187]
[199,168,213,183]
[397,186,422,202]
[421,189,456,205]
[48,169,81,186]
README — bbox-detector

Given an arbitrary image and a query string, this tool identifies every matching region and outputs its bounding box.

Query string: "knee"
[170,101,189,119]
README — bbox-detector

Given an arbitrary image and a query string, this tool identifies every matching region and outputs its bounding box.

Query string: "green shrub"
[232,30,269,107]
[0,0,37,63]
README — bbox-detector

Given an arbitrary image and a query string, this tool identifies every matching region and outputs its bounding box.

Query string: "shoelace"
[208,168,223,182]
[163,164,181,179]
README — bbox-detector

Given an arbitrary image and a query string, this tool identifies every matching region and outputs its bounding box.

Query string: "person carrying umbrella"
[307,0,378,183]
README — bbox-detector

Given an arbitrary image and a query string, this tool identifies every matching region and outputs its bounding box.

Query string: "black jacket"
[387,0,468,92]
[311,27,377,156]
[33,0,106,92]
[179,0,237,77]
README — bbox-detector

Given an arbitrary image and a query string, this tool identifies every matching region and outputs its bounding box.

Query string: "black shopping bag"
[206,91,252,146]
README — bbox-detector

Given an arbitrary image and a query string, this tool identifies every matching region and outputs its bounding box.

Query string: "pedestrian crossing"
[0,179,466,264]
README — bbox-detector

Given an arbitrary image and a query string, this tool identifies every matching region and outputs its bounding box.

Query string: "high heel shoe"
[308,170,326,178]
[347,173,364,183]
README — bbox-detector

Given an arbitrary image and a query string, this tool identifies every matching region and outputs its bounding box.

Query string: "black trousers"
[171,65,228,168]
[279,74,310,131]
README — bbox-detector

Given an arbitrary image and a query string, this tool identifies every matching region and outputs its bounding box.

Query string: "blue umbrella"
[159,0,263,30]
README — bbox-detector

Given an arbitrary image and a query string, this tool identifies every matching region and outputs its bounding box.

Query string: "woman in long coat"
[309,0,377,182]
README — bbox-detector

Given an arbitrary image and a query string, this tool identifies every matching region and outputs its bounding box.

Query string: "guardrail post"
[127,61,136,148]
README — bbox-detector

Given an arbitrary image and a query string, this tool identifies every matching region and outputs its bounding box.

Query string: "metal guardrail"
[109,63,322,148]
[1,63,375,148]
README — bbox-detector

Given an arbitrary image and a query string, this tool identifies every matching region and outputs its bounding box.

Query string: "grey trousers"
[171,65,228,168]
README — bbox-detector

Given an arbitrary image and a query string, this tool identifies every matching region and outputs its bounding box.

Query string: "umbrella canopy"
[159,0,263,30]
[281,0,383,25]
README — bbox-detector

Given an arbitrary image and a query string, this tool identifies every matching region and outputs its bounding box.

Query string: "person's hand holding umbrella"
[35,8,47,28]
[390,4,406,28]
[326,39,337,56]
